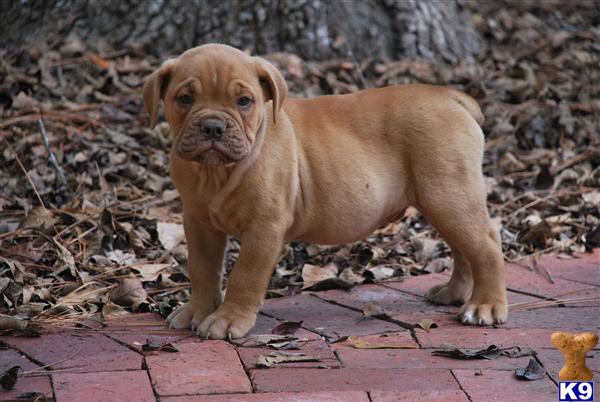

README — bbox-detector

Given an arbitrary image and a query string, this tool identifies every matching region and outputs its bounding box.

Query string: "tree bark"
[1,0,480,63]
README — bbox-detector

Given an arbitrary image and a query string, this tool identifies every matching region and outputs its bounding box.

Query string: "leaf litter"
[0,2,598,333]
[432,345,537,360]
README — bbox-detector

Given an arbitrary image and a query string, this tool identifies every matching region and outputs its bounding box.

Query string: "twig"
[532,256,554,284]
[21,346,84,375]
[4,139,47,209]
[507,244,561,262]
[550,149,599,176]
[38,118,67,188]
[510,295,599,311]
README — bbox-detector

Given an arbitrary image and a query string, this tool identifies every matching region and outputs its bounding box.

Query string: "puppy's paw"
[459,299,508,326]
[197,304,257,340]
[166,301,218,330]
[166,301,195,329]
[425,281,471,306]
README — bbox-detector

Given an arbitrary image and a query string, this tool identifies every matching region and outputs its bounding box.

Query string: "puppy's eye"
[177,94,194,107]
[237,96,252,108]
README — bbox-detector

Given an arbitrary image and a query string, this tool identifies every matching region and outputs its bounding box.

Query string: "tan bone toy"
[551,331,598,381]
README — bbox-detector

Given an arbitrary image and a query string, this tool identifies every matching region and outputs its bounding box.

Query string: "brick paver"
[162,391,370,402]
[0,374,53,401]
[452,368,557,401]
[250,368,461,393]
[0,348,42,372]
[313,285,459,327]
[237,339,341,369]
[0,252,598,401]
[104,312,193,351]
[146,341,252,396]
[261,294,399,338]
[504,262,598,299]
[3,332,142,372]
[335,348,532,371]
[53,371,155,402]
[416,326,560,349]
[538,251,600,286]
[370,389,469,401]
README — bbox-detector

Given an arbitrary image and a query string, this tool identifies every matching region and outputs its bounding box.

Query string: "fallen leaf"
[256,351,321,368]
[141,339,179,353]
[271,321,303,335]
[129,263,171,282]
[0,366,20,390]
[366,265,397,281]
[231,334,302,348]
[432,345,537,360]
[303,277,354,291]
[423,257,452,274]
[415,318,438,332]
[338,267,365,285]
[514,358,546,380]
[101,302,129,317]
[156,222,185,251]
[362,301,389,319]
[109,278,147,309]
[348,333,417,349]
[411,237,440,262]
[302,263,337,288]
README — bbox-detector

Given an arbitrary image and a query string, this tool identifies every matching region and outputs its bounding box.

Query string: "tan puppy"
[143,44,507,339]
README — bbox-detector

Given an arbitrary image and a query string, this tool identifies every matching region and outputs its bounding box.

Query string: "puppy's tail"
[452,91,485,126]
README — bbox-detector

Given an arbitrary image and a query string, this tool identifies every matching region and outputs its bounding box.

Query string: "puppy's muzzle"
[176,114,251,166]
[199,118,226,140]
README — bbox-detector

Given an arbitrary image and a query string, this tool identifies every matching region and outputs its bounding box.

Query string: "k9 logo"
[559,382,594,401]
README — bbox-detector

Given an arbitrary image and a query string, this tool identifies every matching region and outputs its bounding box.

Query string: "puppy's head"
[143,44,287,166]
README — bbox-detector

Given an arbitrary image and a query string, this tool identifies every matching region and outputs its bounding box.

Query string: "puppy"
[143,44,507,339]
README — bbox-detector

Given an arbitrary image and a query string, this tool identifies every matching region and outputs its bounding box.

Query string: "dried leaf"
[130,263,172,282]
[303,277,354,291]
[411,238,440,262]
[366,265,397,281]
[514,358,546,380]
[156,222,185,251]
[109,278,147,309]
[141,339,179,353]
[348,334,417,349]
[0,366,20,390]
[432,345,537,360]
[302,263,337,288]
[423,257,452,274]
[362,301,389,319]
[256,351,321,368]
[415,318,438,332]
[231,334,302,348]
[271,321,303,335]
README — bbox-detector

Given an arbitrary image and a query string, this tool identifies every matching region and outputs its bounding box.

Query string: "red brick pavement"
[1,252,598,401]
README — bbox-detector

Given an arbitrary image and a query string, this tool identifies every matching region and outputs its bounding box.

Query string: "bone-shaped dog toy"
[551,331,598,381]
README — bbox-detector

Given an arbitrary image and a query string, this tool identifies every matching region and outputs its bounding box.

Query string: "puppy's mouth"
[175,115,251,166]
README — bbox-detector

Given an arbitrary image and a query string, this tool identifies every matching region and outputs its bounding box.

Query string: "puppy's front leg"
[197,230,283,339]
[167,214,226,330]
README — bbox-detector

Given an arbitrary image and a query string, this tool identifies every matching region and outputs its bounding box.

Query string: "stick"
[4,139,47,209]
[38,118,67,188]
[21,346,84,375]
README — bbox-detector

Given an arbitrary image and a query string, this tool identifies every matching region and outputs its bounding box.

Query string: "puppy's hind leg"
[425,246,473,305]
[416,167,507,325]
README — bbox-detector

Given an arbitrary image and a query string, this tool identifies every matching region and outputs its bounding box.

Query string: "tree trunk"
[1,0,480,63]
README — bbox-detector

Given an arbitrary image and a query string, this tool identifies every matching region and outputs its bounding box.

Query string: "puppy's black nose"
[200,118,226,138]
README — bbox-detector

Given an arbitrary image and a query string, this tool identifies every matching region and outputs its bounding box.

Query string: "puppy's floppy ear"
[254,57,288,124]
[143,59,175,128]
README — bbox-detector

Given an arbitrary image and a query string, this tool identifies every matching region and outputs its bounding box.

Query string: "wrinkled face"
[143,45,287,166]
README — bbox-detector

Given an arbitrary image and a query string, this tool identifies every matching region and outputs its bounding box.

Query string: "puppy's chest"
[183,190,250,236]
